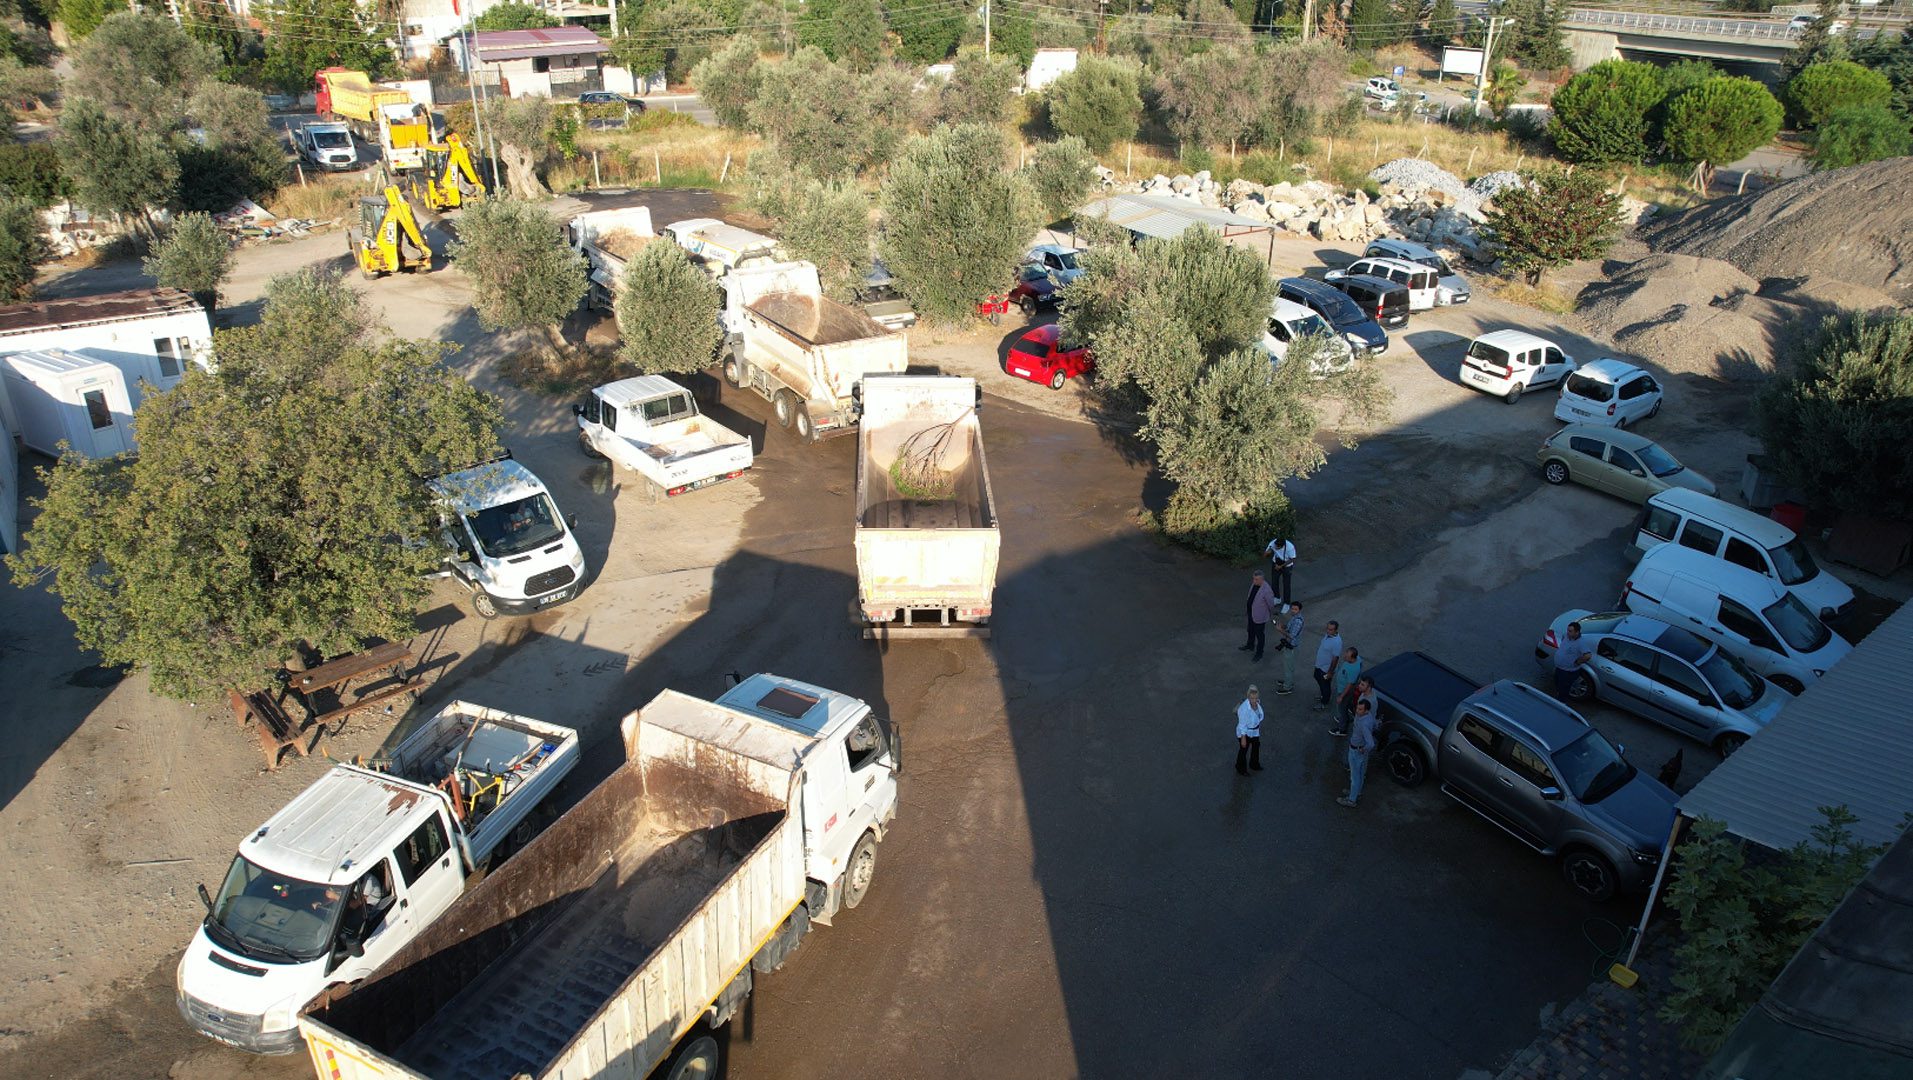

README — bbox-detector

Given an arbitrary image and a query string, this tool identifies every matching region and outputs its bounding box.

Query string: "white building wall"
[0,309,214,411]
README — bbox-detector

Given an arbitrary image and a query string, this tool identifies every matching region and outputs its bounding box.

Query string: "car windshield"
[1052,251,1079,270]
[1697,648,1764,710]
[1552,730,1636,803]
[312,131,350,148]
[206,856,342,963]
[1415,255,1451,273]
[1466,341,1510,366]
[1291,314,1331,337]
[1763,592,1832,653]
[1636,442,1685,477]
[1565,373,1614,401]
[1767,537,1819,585]
[467,493,564,558]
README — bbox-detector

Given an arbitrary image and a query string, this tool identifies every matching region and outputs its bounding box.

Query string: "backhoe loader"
[412,133,485,212]
[348,185,430,279]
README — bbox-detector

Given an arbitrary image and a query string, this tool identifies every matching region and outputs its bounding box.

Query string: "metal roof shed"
[1078,194,1271,243]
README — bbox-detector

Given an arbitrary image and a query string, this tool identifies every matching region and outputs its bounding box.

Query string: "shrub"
[142,211,232,309]
[1044,55,1145,154]
[1785,60,1892,130]
[1154,488,1296,564]
[1483,166,1624,285]
[1811,104,1913,169]
[1755,309,1913,519]
[1548,59,1665,164]
[0,141,67,206]
[1022,136,1098,222]
[0,194,47,300]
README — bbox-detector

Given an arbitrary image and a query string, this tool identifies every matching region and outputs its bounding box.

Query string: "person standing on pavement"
[1238,571,1278,661]
[1235,686,1264,775]
[1264,536,1297,603]
[1339,698,1378,807]
[1328,649,1364,734]
[1274,601,1305,695]
[1312,621,1344,711]
[1551,620,1591,700]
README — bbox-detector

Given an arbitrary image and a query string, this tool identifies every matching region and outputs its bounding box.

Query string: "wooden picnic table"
[285,642,424,732]
[229,688,322,771]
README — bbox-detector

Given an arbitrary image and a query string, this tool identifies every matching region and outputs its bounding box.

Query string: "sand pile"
[595,228,653,260]
[1643,158,1913,305]
[1577,254,1798,381]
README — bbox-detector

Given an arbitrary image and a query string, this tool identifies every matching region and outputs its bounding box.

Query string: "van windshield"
[1565,373,1614,401]
[312,130,351,149]
[468,493,565,558]
[1466,341,1511,366]
[1763,593,1832,654]
[1767,537,1819,586]
[1697,648,1764,710]
[1637,443,1685,478]
[206,856,341,963]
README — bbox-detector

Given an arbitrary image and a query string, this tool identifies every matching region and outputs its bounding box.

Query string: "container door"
[78,386,133,456]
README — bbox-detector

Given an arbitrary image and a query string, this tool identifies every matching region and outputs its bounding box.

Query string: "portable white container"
[0,287,211,409]
[0,348,136,458]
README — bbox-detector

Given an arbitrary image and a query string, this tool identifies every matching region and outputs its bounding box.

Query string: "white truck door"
[841,713,897,832]
[328,858,406,983]
[801,747,857,883]
[392,810,465,925]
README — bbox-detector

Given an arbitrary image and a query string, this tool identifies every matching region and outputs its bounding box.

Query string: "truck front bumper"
[487,577,585,616]
[178,992,304,1055]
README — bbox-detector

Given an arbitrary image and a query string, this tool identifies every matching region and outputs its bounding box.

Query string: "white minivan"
[1631,487,1855,621]
[1261,296,1355,376]
[429,455,588,619]
[1619,544,1851,695]
[1554,358,1664,428]
[1327,256,1441,311]
[1460,329,1575,403]
[1364,238,1471,305]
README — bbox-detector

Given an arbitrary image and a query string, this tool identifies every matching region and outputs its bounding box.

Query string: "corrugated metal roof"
[1679,600,1913,850]
[470,26,606,60]
[1079,194,1270,240]
[0,287,201,336]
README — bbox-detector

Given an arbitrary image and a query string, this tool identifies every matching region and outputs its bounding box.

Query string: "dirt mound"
[1576,254,1787,381]
[1643,158,1913,304]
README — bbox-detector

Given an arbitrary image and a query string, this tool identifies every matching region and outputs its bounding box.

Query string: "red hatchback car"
[1007,324,1093,390]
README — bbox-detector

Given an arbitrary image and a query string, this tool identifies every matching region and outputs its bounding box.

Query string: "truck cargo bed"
[749,293,891,347]
[394,813,774,1080]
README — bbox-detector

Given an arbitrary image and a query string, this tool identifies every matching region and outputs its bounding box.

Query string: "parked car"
[856,262,918,331]
[1325,273,1409,329]
[1535,610,1785,758]
[1619,544,1852,695]
[1261,297,1355,376]
[1363,238,1471,304]
[1025,243,1085,286]
[1326,256,1441,311]
[1536,425,1716,503]
[1277,277,1389,355]
[1459,329,1574,403]
[1007,323,1093,390]
[1367,651,1679,901]
[1007,265,1060,314]
[1364,76,1401,102]
[577,90,645,111]
[1554,358,1663,428]
[1630,487,1855,621]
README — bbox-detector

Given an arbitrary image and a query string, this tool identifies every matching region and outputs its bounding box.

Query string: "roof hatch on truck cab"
[717,673,864,737]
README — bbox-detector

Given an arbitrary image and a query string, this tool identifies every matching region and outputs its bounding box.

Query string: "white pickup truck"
[721,259,910,443]
[298,673,902,1080]
[177,701,580,1054]
[568,205,656,311]
[575,375,753,497]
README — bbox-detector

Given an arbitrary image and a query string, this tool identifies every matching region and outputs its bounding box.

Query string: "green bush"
[1661,76,1783,169]
[1811,103,1913,169]
[1755,309,1913,519]
[1785,60,1892,131]
[1548,59,1665,164]
[1154,488,1296,564]
[0,141,67,206]
[1044,55,1145,154]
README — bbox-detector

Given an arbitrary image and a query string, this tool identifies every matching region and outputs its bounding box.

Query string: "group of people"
[1232,536,1383,808]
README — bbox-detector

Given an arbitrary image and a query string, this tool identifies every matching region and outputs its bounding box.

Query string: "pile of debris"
[214,198,325,243]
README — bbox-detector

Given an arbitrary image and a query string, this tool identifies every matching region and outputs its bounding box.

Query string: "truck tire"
[1383,742,1426,788]
[1561,848,1619,902]
[578,430,604,459]
[794,404,815,442]
[842,831,877,910]
[722,355,744,388]
[657,1031,720,1080]
[773,390,796,430]
[471,591,500,620]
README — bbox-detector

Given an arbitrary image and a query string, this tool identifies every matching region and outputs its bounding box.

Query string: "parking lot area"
[1,205,1900,1080]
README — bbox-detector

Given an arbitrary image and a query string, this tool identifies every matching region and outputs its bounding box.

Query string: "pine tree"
[1427,0,1458,44]
[1348,0,1399,50]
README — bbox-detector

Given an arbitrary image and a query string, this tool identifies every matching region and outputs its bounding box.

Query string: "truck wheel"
[773,390,796,430]
[794,404,815,442]
[1503,384,1522,404]
[578,430,604,459]
[1383,742,1426,788]
[471,591,500,620]
[842,832,877,910]
[660,1031,720,1080]
[722,355,743,387]
[1561,848,1618,902]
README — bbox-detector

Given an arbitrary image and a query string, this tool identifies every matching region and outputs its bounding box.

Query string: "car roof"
[1572,357,1648,382]
[1552,423,1657,451]
[1338,273,1406,294]
[1352,256,1427,275]
[1635,543,1788,602]
[1018,323,1061,347]
[1473,328,1557,352]
[1610,613,1712,662]
[598,374,689,408]
[1028,243,1080,258]
[1471,681,1593,751]
[1646,488,1795,545]
[1370,237,1438,259]
[429,457,546,512]
[1271,297,1318,322]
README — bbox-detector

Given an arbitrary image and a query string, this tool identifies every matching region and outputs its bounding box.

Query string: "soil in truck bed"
[749,292,890,345]
[391,812,774,1080]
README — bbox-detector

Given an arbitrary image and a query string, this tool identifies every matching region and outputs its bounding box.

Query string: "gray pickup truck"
[1367,652,1679,901]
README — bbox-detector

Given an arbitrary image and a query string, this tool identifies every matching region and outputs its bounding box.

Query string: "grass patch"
[267,173,367,221]
[1482,277,1579,314]
[496,343,626,398]
[547,115,762,193]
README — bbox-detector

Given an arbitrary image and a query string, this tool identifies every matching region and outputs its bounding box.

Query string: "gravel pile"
[1577,254,1790,381]
[1468,171,1525,199]
[1368,159,1482,215]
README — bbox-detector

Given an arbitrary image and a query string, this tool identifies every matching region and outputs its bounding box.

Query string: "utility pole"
[1301,0,1313,42]
[983,0,992,57]
[1474,16,1498,118]
[1096,0,1108,52]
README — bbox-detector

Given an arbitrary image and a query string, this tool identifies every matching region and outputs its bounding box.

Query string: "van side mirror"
[1538,786,1563,801]
[345,934,366,959]
[572,403,584,417]
[567,514,579,531]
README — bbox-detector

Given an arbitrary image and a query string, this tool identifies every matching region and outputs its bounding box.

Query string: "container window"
[83,390,112,430]
[155,338,181,378]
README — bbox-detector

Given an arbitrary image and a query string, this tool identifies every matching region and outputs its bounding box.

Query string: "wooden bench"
[229,689,322,771]
[286,642,424,732]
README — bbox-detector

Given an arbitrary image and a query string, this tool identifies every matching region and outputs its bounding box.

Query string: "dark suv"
[1327,273,1410,329]
[1277,277,1389,356]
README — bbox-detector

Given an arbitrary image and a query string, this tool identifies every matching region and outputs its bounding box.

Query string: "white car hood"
[1437,272,1469,297]
[179,926,322,1018]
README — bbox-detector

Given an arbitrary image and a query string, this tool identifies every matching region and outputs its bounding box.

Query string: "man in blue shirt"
[1339,699,1378,807]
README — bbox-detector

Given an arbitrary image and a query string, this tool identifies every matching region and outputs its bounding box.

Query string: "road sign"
[1394,65,1405,77]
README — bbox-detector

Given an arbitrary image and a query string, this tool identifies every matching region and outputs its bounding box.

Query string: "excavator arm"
[384,185,429,252]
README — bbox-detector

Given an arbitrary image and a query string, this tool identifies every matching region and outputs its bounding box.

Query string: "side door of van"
[1396,267,1438,311]
[1508,347,1540,389]
[1536,346,1572,389]
[1712,595,1790,677]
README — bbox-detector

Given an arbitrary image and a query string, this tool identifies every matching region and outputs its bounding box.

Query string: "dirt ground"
[2,201,1907,1080]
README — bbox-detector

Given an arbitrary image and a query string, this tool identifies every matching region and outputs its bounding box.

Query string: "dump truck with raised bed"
[296,673,902,1080]
[177,702,580,1054]
[721,260,910,442]
[567,206,656,310]
[854,374,998,638]
[575,374,753,498]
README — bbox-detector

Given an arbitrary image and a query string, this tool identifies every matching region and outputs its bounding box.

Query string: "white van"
[1363,238,1471,305]
[1261,297,1355,376]
[1327,256,1441,311]
[1459,329,1575,403]
[0,349,137,458]
[428,455,587,619]
[1631,487,1855,621]
[1620,544,1851,695]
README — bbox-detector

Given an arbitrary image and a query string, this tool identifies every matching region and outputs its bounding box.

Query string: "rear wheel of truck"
[1383,742,1426,788]
[773,390,796,429]
[843,831,877,910]
[794,404,815,442]
[658,1031,720,1080]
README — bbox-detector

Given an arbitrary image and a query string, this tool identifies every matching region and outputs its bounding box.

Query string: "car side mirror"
[197,882,214,914]
[567,513,579,531]
[1538,786,1564,801]
[572,403,584,417]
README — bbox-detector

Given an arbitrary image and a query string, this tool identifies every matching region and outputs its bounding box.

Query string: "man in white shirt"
[1235,686,1264,775]
[1312,620,1343,711]
[1264,536,1297,603]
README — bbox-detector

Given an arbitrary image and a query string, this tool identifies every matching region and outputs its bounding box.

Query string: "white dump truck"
[429,454,588,619]
[663,217,782,275]
[721,260,910,442]
[567,206,656,311]
[297,673,902,1080]
[575,375,753,497]
[854,374,999,638]
[177,702,580,1054]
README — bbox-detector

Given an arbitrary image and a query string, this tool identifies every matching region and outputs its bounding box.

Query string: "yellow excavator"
[411,133,485,212]
[348,185,430,279]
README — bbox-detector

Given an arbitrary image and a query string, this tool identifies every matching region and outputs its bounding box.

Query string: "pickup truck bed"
[1366,652,1481,729]
[643,417,745,463]
[381,703,580,868]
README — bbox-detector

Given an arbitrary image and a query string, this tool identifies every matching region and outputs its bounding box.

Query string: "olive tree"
[5,271,504,699]
[1044,55,1145,154]
[933,49,1021,127]
[1755,310,1913,519]
[448,197,589,351]
[0,194,47,301]
[1022,136,1099,222]
[690,36,763,130]
[142,211,233,310]
[877,123,1042,321]
[487,96,555,198]
[613,241,722,374]
[57,98,179,234]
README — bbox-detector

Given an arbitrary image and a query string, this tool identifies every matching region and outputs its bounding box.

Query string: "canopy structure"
[1077,194,1271,243]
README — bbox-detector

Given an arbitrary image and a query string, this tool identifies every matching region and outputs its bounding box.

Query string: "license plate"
[1011,367,1030,377]
[539,591,564,606]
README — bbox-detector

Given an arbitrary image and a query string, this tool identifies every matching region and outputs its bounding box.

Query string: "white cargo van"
[1631,487,1855,621]
[1459,329,1575,403]
[428,455,587,618]
[0,349,136,458]
[1619,544,1851,695]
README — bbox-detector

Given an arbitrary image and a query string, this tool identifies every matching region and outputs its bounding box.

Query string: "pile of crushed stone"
[1643,158,1913,305]
[1577,254,1813,381]
[1467,171,1525,199]
[1368,159,1483,216]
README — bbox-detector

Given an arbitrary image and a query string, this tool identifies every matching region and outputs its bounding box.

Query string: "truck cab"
[429,456,587,618]
[663,217,782,276]
[575,375,753,497]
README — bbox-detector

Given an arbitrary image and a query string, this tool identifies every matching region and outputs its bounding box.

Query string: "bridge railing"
[1564,8,1802,40]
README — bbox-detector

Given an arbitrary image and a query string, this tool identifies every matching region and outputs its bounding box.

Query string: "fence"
[1563,8,1802,40]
